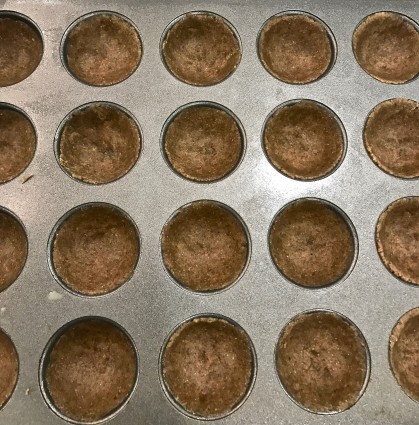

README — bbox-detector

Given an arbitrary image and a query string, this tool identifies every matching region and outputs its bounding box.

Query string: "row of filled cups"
[1,9,418,88]
[0,307,418,421]
[0,196,418,296]
[1,97,418,188]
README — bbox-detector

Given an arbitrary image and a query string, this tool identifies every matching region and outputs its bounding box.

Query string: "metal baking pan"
[0,0,417,424]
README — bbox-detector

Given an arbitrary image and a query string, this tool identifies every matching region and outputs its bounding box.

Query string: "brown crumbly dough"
[161,201,248,292]
[164,106,243,182]
[269,199,354,287]
[264,100,344,180]
[364,98,419,179]
[52,205,139,295]
[45,319,137,422]
[65,14,142,86]
[162,13,241,86]
[376,197,419,285]
[389,307,419,402]
[162,317,254,418]
[258,14,333,84]
[353,12,419,84]
[59,104,141,184]
[0,108,36,184]
[0,329,18,410]
[0,211,27,292]
[276,311,368,413]
[0,17,43,86]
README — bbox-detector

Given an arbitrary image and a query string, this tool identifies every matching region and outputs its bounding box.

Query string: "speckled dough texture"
[162,317,254,418]
[0,329,18,410]
[59,104,141,184]
[164,105,243,182]
[389,308,419,402]
[0,17,43,86]
[258,14,333,84]
[65,13,142,86]
[276,311,368,413]
[161,201,248,292]
[0,108,36,184]
[162,13,241,86]
[52,205,139,295]
[0,211,27,292]
[264,100,344,180]
[364,98,419,179]
[376,197,419,285]
[269,199,354,287]
[45,319,137,422]
[353,12,419,84]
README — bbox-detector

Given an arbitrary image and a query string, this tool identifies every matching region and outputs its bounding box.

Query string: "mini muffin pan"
[0,0,418,424]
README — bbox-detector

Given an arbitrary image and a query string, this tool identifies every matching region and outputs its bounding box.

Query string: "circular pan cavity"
[161,200,250,293]
[40,317,138,424]
[49,203,140,296]
[263,99,346,181]
[0,103,36,184]
[161,102,245,183]
[352,11,419,84]
[275,310,370,414]
[389,307,419,402]
[55,102,142,185]
[268,198,357,289]
[0,328,19,411]
[61,11,142,86]
[257,11,336,84]
[160,314,256,419]
[376,197,419,286]
[161,11,242,86]
[0,11,43,87]
[364,98,419,179]
[0,207,28,293]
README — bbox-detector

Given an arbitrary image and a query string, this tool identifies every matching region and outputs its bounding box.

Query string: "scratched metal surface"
[0,0,418,424]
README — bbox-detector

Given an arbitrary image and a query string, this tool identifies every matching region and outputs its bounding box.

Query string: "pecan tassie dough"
[162,13,241,86]
[0,16,43,86]
[269,199,355,288]
[353,12,419,84]
[258,13,334,84]
[164,105,243,182]
[45,319,137,422]
[52,204,139,295]
[162,317,254,418]
[264,100,344,180]
[161,201,248,292]
[64,13,142,86]
[58,104,141,184]
[276,311,369,413]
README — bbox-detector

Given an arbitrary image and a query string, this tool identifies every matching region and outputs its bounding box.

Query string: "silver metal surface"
[0,0,418,424]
